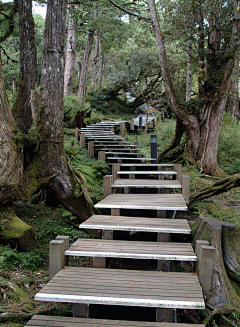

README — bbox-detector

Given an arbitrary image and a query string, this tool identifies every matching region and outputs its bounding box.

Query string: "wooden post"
[111,127,114,133]
[98,151,105,161]
[130,118,134,131]
[112,163,121,182]
[103,175,113,197]
[182,175,190,205]
[49,239,65,280]
[195,241,215,300]
[55,235,69,266]
[111,208,120,215]
[120,122,125,134]
[73,304,89,318]
[80,133,85,148]
[149,120,153,128]
[88,141,94,157]
[75,127,79,140]
[173,164,182,182]
[154,117,157,126]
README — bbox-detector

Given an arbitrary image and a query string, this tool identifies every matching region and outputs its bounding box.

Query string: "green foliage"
[64,134,110,200]
[218,114,240,174]
[87,89,110,113]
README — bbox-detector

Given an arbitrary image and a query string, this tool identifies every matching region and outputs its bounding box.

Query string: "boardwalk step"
[34,267,205,309]
[112,179,182,189]
[65,239,196,261]
[26,315,204,327]
[117,171,177,176]
[79,215,192,234]
[94,194,188,211]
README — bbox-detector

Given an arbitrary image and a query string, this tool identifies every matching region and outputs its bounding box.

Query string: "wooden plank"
[112,179,182,189]
[26,315,204,326]
[107,157,154,161]
[95,194,187,211]
[117,171,177,175]
[34,267,204,309]
[65,239,197,261]
[79,215,191,234]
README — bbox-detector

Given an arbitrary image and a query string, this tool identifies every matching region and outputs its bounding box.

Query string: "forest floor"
[1,114,240,326]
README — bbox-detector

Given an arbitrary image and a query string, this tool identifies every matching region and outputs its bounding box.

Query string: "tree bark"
[227,53,240,121]
[191,217,240,308]
[186,40,192,102]
[32,0,93,220]
[0,49,23,204]
[97,38,104,91]
[190,173,240,202]
[77,5,97,106]
[64,15,77,96]
[91,35,99,88]
[12,0,37,134]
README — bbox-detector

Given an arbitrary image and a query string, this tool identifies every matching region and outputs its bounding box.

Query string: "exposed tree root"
[190,173,240,202]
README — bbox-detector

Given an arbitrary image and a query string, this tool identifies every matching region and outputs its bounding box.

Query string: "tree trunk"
[64,15,77,96]
[0,49,23,204]
[227,53,240,121]
[31,0,93,220]
[12,0,37,134]
[91,35,99,88]
[191,217,240,308]
[97,38,104,91]
[186,40,192,102]
[77,5,97,106]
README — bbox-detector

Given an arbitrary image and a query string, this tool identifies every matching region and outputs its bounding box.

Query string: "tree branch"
[108,0,150,22]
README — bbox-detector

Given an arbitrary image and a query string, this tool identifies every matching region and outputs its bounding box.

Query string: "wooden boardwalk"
[31,121,208,327]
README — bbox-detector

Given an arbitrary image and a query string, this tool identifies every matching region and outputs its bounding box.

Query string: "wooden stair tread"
[79,215,191,234]
[65,239,196,261]
[95,194,187,211]
[112,179,182,188]
[34,267,204,309]
[26,315,204,327]
[117,171,177,175]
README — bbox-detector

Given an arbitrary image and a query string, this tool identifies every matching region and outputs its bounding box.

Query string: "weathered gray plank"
[112,179,182,189]
[65,239,196,261]
[94,194,187,211]
[34,267,204,309]
[79,215,191,234]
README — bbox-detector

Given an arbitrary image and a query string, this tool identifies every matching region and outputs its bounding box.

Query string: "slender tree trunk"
[91,35,99,88]
[77,5,97,106]
[227,53,240,121]
[64,15,77,96]
[97,38,104,91]
[13,0,37,134]
[186,40,192,102]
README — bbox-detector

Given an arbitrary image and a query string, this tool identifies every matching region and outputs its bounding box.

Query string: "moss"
[0,207,36,251]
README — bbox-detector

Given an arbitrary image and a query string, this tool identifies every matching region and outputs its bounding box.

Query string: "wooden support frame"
[88,141,94,157]
[195,240,215,300]
[98,151,105,161]
[49,240,65,280]
[75,127,79,141]
[173,164,182,182]
[120,122,125,134]
[80,133,85,148]
[182,175,190,205]
[112,163,121,182]
[103,175,113,197]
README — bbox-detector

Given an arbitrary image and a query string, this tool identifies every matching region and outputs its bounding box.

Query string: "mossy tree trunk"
[0,0,93,221]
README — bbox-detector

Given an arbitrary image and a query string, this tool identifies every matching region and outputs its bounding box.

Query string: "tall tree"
[64,10,77,95]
